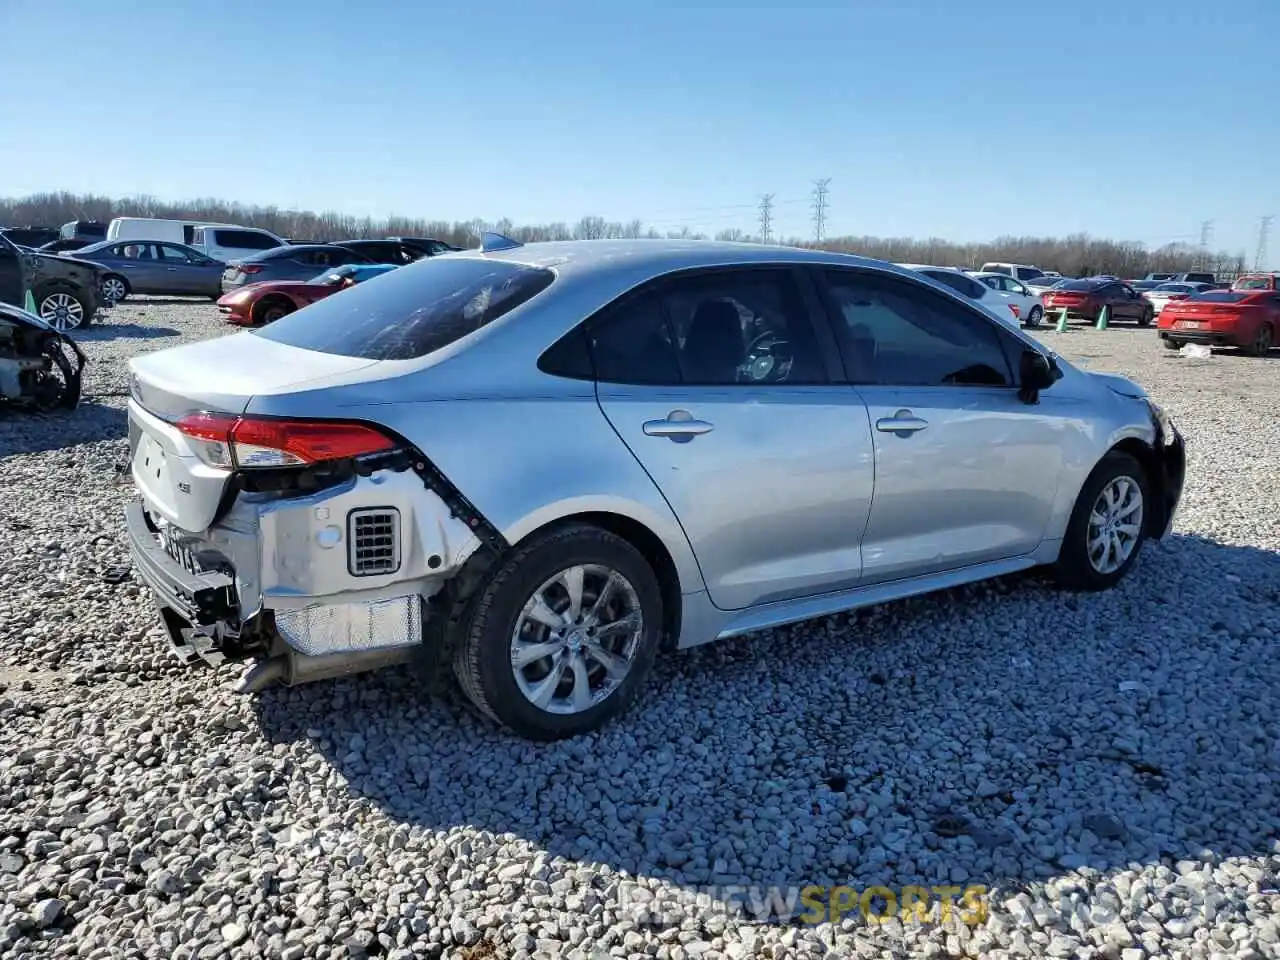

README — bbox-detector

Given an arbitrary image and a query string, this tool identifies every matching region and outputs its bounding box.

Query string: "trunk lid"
[127,332,382,533]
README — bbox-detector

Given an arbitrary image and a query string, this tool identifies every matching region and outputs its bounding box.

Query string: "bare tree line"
[1,191,1247,278]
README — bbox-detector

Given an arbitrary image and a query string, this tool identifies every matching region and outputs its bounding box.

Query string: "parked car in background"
[220,244,375,294]
[0,237,107,330]
[1167,271,1217,286]
[217,263,399,326]
[897,264,1022,328]
[980,262,1047,284]
[1142,281,1214,317]
[1230,273,1280,291]
[60,220,108,243]
[38,238,94,254]
[1044,278,1154,326]
[123,237,1185,739]
[1,227,59,249]
[72,240,224,303]
[1129,280,1167,292]
[1143,272,1176,282]
[1024,275,1066,297]
[331,238,440,265]
[107,218,286,262]
[967,271,1046,326]
[1158,289,1278,355]
[391,236,461,255]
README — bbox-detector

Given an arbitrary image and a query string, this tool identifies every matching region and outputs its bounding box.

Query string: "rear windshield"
[253,257,555,360]
[1058,280,1100,291]
[1154,283,1194,293]
[1191,291,1249,303]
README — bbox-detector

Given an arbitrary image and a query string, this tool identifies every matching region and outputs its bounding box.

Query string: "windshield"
[254,256,555,360]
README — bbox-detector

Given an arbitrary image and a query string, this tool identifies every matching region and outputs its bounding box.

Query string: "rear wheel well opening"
[550,512,683,653]
[253,295,295,324]
[1106,438,1163,536]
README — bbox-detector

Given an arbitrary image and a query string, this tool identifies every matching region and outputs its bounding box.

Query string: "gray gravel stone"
[0,303,1277,960]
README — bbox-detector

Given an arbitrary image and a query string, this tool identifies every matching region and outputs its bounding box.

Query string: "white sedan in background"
[1143,281,1213,317]
[967,270,1046,327]
[895,264,1024,329]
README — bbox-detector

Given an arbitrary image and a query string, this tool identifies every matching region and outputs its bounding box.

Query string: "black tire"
[1051,450,1149,592]
[451,523,664,740]
[1137,307,1153,327]
[1162,338,1181,350]
[1026,306,1043,328]
[253,296,294,326]
[34,284,93,330]
[101,274,129,305]
[1246,322,1273,357]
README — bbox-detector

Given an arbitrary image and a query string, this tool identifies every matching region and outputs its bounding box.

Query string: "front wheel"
[1025,305,1043,328]
[1052,451,1149,591]
[451,524,664,740]
[101,274,129,305]
[1138,307,1153,327]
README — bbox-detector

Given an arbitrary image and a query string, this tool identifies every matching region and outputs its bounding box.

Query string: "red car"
[1157,289,1279,355]
[216,263,398,326]
[1043,278,1154,326]
[1231,273,1280,292]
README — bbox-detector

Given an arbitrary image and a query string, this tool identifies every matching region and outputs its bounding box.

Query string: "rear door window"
[253,257,555,360]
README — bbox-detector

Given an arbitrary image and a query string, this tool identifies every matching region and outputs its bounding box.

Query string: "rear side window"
[214,229,279,250]
[253,257,555,360]
[923,270,984,300]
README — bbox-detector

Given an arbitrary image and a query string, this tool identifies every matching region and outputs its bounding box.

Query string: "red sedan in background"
[1158,289,1279,355]
[216,263,399,326]
[1043,278,1155,326]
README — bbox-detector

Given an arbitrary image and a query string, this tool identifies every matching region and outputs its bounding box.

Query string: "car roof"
[464,238,896,281]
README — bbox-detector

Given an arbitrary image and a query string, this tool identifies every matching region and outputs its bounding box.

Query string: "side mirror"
[1018,349,1055,404]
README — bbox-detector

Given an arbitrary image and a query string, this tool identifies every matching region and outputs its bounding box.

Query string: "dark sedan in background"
[1044,278,1155,326]
[71,240,224,303]
[220,244,376,294]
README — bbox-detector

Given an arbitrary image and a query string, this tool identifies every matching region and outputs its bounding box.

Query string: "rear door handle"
[643,409,714,443]
[875,409,929,434]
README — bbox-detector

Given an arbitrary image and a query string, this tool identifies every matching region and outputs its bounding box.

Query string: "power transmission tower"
[1254,215,1273,271]
[1195,220,1214,269]
[758,193,775,244]
[811,178,831,244]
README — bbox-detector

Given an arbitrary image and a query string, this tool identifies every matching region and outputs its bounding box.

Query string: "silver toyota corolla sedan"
[125,236,1186,740]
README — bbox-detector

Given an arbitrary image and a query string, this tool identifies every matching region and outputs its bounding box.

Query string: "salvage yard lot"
[1,298,1278,959]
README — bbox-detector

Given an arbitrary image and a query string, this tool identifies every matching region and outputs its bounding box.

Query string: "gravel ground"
[1,299,1278,960]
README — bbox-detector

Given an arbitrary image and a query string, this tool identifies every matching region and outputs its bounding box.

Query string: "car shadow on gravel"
[253,531,1280,927]
[0,402,127,455]
[76,322,179,340]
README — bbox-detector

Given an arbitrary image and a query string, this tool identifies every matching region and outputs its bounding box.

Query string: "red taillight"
[1008,304,1021,318]
[239,264,263,275]
[175,414,396,469]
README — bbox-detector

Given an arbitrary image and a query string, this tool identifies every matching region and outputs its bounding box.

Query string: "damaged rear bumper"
[125,464,488,688]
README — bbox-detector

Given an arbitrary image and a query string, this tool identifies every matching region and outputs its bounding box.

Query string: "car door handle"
[875,410,929,434]
[642,410,714,442]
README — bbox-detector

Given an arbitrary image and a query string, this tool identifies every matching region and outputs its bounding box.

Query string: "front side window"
[254,257,554,360]
[588,269,827,386]
[823,269,1012,387]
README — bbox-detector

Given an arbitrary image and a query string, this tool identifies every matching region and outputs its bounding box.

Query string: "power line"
[757,193,774,244]
[811,178,831,244]
[1254,215,1273,271]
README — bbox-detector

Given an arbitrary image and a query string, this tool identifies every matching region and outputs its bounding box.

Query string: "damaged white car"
[126,235,1185,739]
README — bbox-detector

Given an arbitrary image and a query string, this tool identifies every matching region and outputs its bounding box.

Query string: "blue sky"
[1,0,1277,262]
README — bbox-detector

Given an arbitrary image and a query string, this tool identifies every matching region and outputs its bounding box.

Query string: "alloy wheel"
[510,564,644,715]
[101,277,127,304]
[1087,476,1144,575]
[39,293,85,331]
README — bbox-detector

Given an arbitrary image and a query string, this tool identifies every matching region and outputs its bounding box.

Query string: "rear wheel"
[35,286,92,330]
[1162,338,1181,350]
[1052,451,1149,591]
[101,274,129,305]
[1247,323,1273,356]
[451,524,664,740]
[1138,307,1153,327]
[253,297,294,325]
[1025,305,1043,328]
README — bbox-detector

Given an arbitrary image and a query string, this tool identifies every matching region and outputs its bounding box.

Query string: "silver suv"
[125,237,1186,740]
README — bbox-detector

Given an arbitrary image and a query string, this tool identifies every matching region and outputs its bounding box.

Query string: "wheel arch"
[502,501,700,652]
[252,292,297,323]
[1104,435,1174,538]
